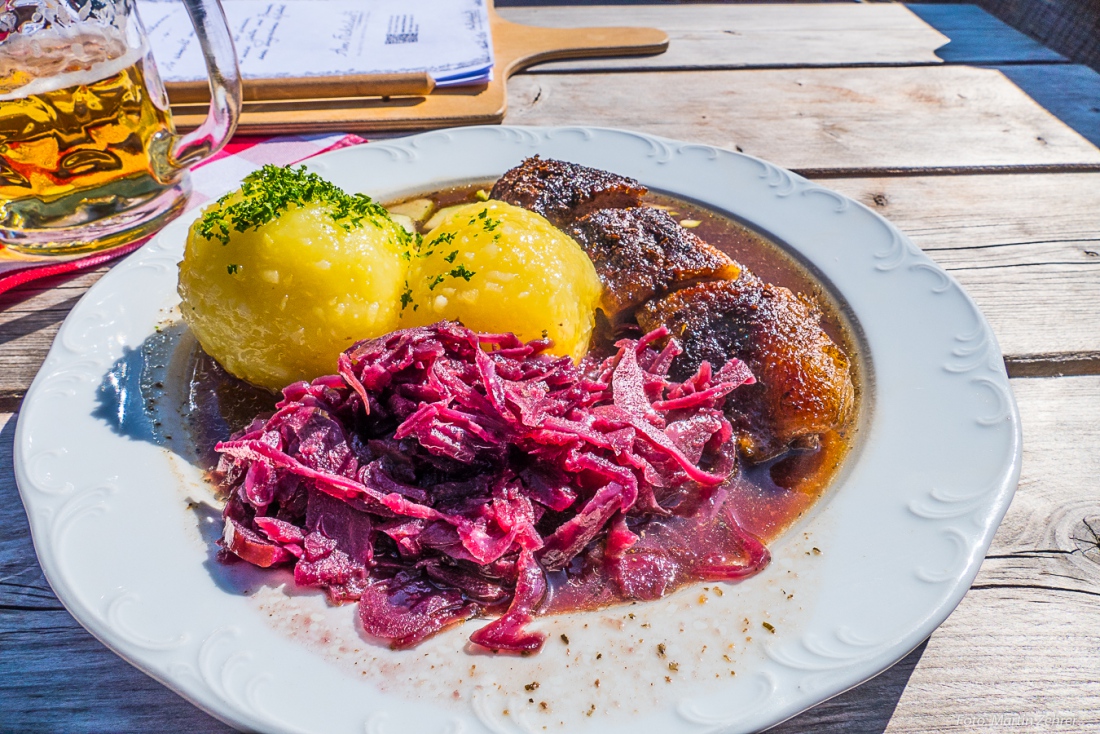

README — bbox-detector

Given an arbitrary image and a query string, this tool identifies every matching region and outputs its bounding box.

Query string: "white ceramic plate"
[15,126,1020,734]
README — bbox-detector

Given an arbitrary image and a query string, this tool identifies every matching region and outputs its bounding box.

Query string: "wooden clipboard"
[166,3,668,134]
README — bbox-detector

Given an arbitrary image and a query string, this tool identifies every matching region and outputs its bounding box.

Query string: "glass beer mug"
[0,0,241,254]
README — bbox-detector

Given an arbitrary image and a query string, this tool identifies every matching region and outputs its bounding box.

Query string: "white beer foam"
[0,25,147,101]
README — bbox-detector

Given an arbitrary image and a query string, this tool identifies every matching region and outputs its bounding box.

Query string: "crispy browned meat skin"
[492,156,855,460]
[637,276,855,462]
[567,207,742,317]
[490,156,647,227]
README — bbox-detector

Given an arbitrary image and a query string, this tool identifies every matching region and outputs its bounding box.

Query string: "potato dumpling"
[399,200,602,361]
[178,165,410,390]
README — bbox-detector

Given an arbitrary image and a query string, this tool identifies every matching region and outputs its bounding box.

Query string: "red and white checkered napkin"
[0,133,369,297]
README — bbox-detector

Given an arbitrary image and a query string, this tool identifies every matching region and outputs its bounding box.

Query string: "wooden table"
[3,4,1099,731]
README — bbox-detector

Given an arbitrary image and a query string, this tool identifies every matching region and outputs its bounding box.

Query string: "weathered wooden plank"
[0,412,231,733]
[0,269,109,313]
[980,375,1100,592]
[5,375,1100,730]
[852,374,1100,733]
[996,64,1100,148]
[778,593,1100,732]
[824,173,1099,252]
[0,268,111,411]
[940,265,1100,362]
[498,4,1065,73]
[503,66,1100,171]
[503,4,949,70]
[0,616,233,733]
[822,173,1100,363]
[876,590,1100,732]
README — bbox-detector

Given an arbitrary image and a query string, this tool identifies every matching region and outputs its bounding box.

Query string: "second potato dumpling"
[400,200,602,361]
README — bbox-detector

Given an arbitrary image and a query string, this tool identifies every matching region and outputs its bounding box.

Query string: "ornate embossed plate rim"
[15,126,1021,734]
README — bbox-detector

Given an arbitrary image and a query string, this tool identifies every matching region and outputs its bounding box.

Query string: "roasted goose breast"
[567,207,741,316]
[493,156,856,462]
[490,156,647,227]
[637,275,855,461]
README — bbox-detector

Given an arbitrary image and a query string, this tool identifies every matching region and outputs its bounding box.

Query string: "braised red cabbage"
[216,322,768,652]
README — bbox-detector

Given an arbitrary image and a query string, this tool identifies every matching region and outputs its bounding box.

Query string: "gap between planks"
[800,163,1100,177]
[1005,353,1100,378]
[515,59,1077,74]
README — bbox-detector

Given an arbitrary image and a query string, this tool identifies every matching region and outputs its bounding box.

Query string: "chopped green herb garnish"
[449,263,476,281]
[427,274,447,290]
[477,208,488,220]
[443,250,459,263]
[226,263,240,275]
[431,231,456,246]
[197,164,403,245]
[483,216,501,232]
[399,283,413,310]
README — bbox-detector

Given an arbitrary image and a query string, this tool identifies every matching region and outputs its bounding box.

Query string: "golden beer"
[0,0,242,255]
[0,29,184,253]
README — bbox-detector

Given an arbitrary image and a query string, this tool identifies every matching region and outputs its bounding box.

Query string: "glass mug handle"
[165,0,242,172]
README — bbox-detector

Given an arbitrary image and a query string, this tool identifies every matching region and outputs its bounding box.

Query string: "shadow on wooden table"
[907,3,1100,148]
[0,415,231,732]
[770,641,928,733]
[0,406,929,733]
[996,65,1100,148]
